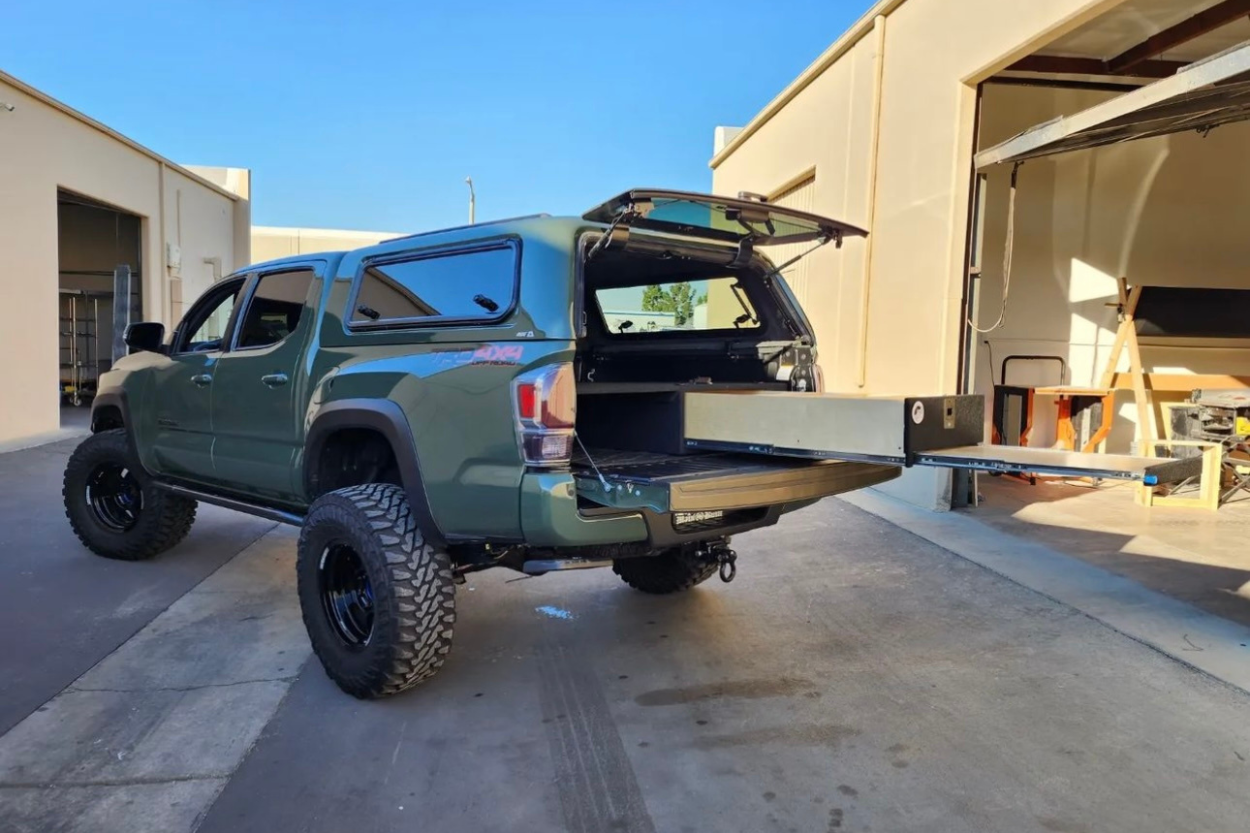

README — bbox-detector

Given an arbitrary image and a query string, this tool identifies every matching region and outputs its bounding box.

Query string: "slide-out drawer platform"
[680,390,1199,486]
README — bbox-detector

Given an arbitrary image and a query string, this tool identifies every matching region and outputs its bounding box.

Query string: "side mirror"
[124,322,166,354]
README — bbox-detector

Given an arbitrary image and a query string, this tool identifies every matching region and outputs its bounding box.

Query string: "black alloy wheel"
[63,429,198,561]
[319,542,375,646]
[85,462,143,532]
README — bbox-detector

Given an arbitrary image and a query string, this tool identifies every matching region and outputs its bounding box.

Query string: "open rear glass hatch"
[583,189,868,249]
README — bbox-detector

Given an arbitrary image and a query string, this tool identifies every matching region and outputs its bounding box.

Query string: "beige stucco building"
[712,0,1250,508]
[0,70,406,448]
[251,226,402,264]
[0,70,252,446]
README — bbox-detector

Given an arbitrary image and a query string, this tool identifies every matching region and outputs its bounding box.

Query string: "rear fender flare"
[303,399,444,546]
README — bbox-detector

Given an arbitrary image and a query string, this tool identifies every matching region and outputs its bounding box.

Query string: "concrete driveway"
[2,439,1248,833]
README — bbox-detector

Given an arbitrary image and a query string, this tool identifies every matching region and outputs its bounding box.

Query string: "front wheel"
[297,483,456,699]
[613,545,720,594]
[63,429,197,561]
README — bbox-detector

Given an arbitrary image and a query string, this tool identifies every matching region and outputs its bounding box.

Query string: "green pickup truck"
[65,189,1180,698]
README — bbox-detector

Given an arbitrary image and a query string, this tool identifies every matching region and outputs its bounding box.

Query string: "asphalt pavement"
[2,439,1249,833]
[0,438,274,735]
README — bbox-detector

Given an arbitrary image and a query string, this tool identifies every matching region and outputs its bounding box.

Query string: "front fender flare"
[90,390,153,475]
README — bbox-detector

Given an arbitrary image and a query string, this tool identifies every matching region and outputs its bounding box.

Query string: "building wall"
[710,0,1123,507]
[0,72,247,446]
[973,83,1250,451]
[251,227,402,264]
[713,33,878,386]
[162,166,242,324]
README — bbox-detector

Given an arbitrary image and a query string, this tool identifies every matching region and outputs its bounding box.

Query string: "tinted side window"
[350,243,518,326]
[236,270,315,349]
[175,278,246,353]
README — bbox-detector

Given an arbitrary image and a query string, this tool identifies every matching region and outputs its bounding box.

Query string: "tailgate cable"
[574,434,614,495]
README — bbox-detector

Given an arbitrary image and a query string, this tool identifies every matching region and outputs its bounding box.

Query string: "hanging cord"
[968,161,1021,334]
[574,433,614,494]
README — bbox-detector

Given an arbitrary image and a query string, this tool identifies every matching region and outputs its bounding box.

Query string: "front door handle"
[261,372,289,388]
[191,373,213,387]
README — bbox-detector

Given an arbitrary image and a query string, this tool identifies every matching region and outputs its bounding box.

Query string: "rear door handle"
[261,373,289,388]
[191,374,213,387]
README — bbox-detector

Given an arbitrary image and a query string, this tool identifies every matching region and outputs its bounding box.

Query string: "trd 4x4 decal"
[471,344,524,366]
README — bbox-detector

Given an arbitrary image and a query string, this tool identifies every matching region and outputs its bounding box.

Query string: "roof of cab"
[345,214,607,262]
[239,251,346,275]
[236,214,609,276]
[381,213,556,245]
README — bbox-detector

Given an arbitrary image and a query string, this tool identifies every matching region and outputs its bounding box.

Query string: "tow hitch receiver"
[702,543,737,583]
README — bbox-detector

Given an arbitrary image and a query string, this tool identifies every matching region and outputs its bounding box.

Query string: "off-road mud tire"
[297,483,455,699]
[63,429,196,561]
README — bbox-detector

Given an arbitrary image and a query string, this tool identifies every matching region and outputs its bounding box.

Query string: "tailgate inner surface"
[572,448,898,513]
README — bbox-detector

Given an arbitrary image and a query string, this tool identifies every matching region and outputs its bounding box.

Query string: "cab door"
[210,266,318,502]
[148,276,247,484]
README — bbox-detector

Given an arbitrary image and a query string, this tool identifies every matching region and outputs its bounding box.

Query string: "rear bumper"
[520,473,648,547]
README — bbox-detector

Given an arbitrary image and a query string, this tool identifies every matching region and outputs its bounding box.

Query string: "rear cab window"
[594,276,761,336]
[348,240,520,329]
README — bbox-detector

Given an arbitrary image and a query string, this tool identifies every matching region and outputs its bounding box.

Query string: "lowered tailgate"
[572,449,899,514]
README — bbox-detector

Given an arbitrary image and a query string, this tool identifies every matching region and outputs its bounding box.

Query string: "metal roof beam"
[975,43,1250,168]
[1108,0,1250,73]
[1007,55,1186,78]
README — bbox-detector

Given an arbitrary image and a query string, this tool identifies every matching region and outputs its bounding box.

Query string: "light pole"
[465,177,476,224]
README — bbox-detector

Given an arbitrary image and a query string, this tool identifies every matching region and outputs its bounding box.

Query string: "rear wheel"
[297,483,455,699]
[613,545,719,594]
[62,429,197,561]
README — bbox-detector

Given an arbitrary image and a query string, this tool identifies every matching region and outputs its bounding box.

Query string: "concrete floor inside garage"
[972,474,1250,628]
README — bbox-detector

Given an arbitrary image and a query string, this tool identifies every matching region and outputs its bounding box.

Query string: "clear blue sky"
[6,1,868,233]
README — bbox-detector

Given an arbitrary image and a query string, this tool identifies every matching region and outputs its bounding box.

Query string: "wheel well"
[310,428,403,498]
[92,406,124,432]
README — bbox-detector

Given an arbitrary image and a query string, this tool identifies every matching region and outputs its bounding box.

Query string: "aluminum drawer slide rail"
[912,445,1198,486]
[680,391,1202,486]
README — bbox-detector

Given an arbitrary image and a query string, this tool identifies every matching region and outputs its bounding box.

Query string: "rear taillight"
[513,363,576,466]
